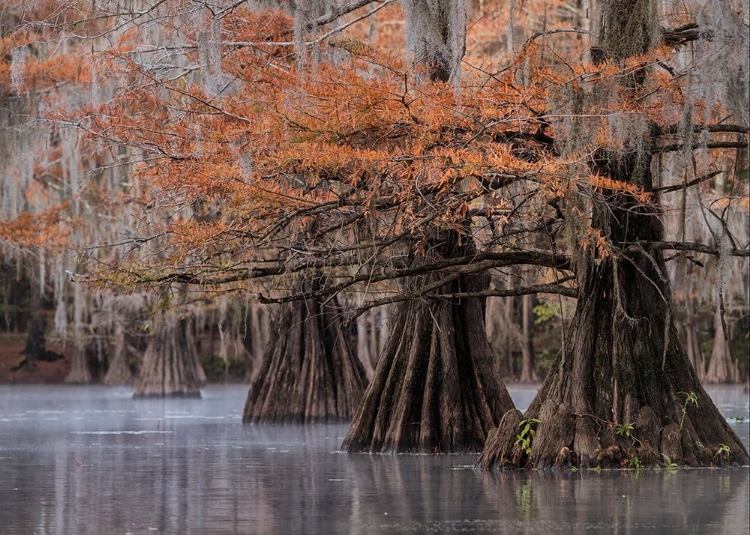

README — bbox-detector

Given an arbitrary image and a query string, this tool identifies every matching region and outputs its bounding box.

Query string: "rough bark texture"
[479,0,749,471]
[480,232,749,468]
[65,342,92,384]
[103,322,134,385]
[342,232,515,454]
[133,312,203,398]
[480,179,749,468]
[404,0,466,83]
[519,294,538,383]
[705,313,737,384]
[683,296,705,381]
[480,173,749,469]
[242,291,368,424]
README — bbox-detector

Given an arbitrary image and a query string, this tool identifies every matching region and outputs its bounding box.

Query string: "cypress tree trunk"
[103,322,134,385]
[133,312,203,398]
[519,294,538,383]
[705,314,737,384]
[342,231,514,453]
[480,180,749,467]
[478,0,748,469]
[21,281,44,372]
[65,284,92,384]
[242,287,368,424]
[480,155,749,469]
[683,296,705,381]
[65,342,92,384]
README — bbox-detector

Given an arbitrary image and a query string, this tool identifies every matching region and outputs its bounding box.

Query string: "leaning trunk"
[133,312,203,398]
[242,289,368,424]
[342,232,514,454]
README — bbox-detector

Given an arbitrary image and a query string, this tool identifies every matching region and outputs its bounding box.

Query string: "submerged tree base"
[478,253,749,471]
[132,312,203,399]
[242,290,367,424]
[479,401,747,471]
[343,232,515,454]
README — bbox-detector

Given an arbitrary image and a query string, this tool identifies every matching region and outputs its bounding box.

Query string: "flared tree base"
[132,312,203,399]
[479,257,749,470]
[342,270,514,454]
[242,294,367,424]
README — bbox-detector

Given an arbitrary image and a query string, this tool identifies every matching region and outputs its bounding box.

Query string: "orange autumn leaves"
[2,2,737,290]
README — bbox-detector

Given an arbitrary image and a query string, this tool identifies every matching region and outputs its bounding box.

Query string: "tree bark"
[705,313,737,384]
[519,293,538,383]
[21,279,44,372]
[65,343,92,384]
[65,283,92,384]
[479,165,749,469]
[479,0,749,471]
[103,321,135,385]
[342,231,515,453]
[242,286,368,424]
[133,312,203,398]
[683,295,705,381]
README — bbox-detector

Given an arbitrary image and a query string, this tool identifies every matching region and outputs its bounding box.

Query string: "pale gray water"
[0,384,747,534]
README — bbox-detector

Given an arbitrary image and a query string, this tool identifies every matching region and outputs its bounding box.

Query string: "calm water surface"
[0,384,747,534]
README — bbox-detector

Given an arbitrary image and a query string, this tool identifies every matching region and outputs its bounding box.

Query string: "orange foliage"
[0,1,745,291]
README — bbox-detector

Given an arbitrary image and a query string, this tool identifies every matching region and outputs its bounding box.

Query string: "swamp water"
[0,384,747,534]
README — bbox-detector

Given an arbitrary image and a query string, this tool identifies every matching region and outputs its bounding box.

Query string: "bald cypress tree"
[479,0,749,469]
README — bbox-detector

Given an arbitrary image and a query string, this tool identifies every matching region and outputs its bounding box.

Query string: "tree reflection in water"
[0,385,746,533]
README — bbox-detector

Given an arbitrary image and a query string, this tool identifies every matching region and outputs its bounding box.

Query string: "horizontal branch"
[347,278,577,322]
[657,123,749,136]
[655,171,722,193]
[255,250,572,305]
[654,141,748,153]
[661,23,702,47]
[431,279,578,300]
[626,241,750,258]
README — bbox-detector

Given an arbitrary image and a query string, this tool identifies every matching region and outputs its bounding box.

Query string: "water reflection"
[0,385,747,534]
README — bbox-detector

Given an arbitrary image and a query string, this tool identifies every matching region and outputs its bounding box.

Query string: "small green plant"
[678,391,698,431]
[714,444,731,459]
[515,418,541,456]
[616,422,642,446]
[627,456,643,470]
[661,453,678,470]
[532,302,560,325]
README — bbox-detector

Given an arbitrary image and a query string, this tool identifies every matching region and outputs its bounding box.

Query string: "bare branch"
[655,171,722,193]
[627,241,750,258]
